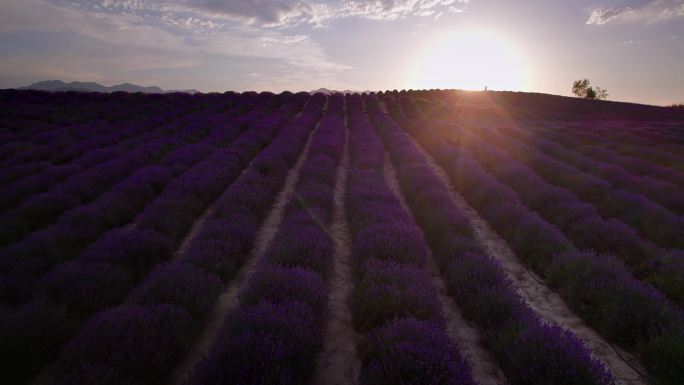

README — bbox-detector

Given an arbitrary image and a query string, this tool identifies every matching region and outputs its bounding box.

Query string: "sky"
[0,0,682,105]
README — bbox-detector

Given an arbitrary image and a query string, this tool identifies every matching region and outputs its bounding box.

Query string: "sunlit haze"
[410,29,527,91]
[1,0,683,104]
[2,2,684,384]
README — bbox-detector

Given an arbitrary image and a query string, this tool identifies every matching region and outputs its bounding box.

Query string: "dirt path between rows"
[310,113,362,385]
[173,100,316,260]
[173,99,314,261]
[382,151,510,385]
[173,154,256,260]
[173,199,216,260]
[170,107,323,385]
[30,107,298,385]
[406,134,647,385]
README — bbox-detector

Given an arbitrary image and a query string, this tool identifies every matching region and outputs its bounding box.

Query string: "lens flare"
[411,29,527,91]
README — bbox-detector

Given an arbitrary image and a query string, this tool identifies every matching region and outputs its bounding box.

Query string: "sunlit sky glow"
[0,0,683,105]
[409,29,527,91]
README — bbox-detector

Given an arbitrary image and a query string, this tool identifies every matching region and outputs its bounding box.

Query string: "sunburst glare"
[410,29,527,91]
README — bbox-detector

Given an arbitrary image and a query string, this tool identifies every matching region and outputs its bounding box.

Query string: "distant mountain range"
[19,80,200,94]
[310,88,371,95]
[16,82,376,95]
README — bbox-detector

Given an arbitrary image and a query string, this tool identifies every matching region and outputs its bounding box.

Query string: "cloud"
[586,7,633,25]
[175,0,315,27]
[159,14,223,32]
[334,0,469,21]
[0,52,199,79]
[63,0,471,28]
[1,0,473,90]
[0,0,358,90]
[260,35,309,46]
[587,0,684,25]
[618,39,644,45]
[2,1,341,64]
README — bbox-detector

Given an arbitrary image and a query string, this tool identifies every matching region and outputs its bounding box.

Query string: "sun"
[410,29,527,91]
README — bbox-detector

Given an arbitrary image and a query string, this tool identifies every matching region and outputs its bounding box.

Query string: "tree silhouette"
[585,87,597,100]
[595,87,608,100]
[572,79,608,100]
[572,79,591,98]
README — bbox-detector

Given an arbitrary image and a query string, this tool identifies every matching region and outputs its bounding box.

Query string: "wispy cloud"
[586,7,631,25]
[1,0,473,91]
[53,0,470,28]
[327,0,470,22]
[0,0,357,89]
[172,0,470,27]
[618,39,644,45]
[587,0,684,25]
[260,35,309,46]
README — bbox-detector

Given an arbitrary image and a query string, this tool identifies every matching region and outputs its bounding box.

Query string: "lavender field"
[1,89,684,385]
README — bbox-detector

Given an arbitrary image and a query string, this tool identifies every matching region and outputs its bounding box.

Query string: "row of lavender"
[543,121,684,172]
[342,96,475,384]
[1,121,160,189]
[0,90,207,131]
[428,115,684,306]
[0,106,206,211]
[1,89,681,385]
[393,92,684,303]
[0,90,163,144]
[0,91,287,200]
[386,94,684,385]
[466,124,684,249]
[0,115,207,245]
[419,88,684,156]
[421,91,684,233]
[191,93,477,385]
[37,94,324,385]
[499,124,684,214]
[368,97,614,385]
[440,117,684,307]
[0,92,312,384]
[0,93,279,244]
[405,88,684,173]
[189,93,338,384]
[0,90,280,163]
[0,99,276,305]
[501,123,684,191]
[0,92,240,180]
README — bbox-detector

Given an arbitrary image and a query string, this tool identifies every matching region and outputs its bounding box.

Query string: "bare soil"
[173,203,215,260]
[408,135,647,385]
[382,151,510,385]
[174,99,317,261]
[169,109,322,385]
[311,117,362,385]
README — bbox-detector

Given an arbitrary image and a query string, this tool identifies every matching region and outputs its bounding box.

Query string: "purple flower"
[264,223,334,277]
[128,261,223,319]
[53,304,192,385]
[191,301,320,385]
[38,261,133,316]
[361,318,475,385]
[80,228,172,279]
[352,222,429,268]
[0,300,79,385]
[240,265,328,315]
[502,321,615,385]
[352,260,443,332]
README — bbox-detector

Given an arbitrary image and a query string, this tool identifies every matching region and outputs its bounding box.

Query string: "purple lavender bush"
[361,318,476,385]
[51,304,192,385]
[128,262,223,319]
[190,301,320,385]
[0,300,79,385]
[352,260,443,333]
